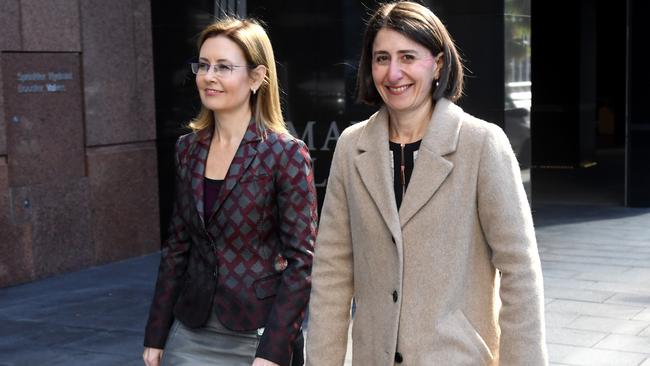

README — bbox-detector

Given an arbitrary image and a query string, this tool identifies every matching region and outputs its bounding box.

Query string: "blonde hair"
[189,17,286,135]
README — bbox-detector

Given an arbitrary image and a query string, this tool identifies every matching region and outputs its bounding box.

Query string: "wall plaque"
[1,52,85,187]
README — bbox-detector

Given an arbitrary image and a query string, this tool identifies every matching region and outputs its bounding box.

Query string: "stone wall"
[0,0,159,287]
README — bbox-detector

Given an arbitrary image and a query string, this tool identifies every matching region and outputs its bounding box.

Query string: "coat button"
[392,290,398,302]
[395,352,403,363]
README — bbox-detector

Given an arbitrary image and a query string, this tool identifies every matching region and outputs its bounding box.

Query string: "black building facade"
[151,0,650,236]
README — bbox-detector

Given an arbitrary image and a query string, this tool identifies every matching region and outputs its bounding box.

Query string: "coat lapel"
[207,121,260,224]
[354,108,402,242]
[189,127,212,228]
[398,98,462,227]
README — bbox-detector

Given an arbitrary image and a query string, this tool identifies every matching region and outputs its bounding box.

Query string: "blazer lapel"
[189,127,213,228]
[207,121,260,223]
[398,98,462,227]
[354,107,402,242]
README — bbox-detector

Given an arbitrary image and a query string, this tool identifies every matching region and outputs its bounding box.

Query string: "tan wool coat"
[306,99,548,366]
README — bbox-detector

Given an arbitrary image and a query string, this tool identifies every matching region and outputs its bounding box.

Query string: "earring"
[251,88,257,95]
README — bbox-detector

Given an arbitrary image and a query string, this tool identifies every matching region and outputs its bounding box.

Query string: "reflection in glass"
[505,0,531,199]
[246,1,377,208]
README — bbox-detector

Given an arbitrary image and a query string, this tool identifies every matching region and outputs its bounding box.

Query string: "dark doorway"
[151,1,215,240]
[531,0,627,206]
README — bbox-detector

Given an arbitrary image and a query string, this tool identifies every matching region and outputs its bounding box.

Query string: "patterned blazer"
[144,121,318,366]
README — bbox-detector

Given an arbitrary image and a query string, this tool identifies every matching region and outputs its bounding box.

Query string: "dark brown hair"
[357,1,464,104]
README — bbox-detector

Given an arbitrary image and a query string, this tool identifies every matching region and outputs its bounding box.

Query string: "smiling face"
[196,35,257,117]
[371,28,442,114]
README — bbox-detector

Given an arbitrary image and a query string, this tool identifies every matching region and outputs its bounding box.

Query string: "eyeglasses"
[190,62,253,77]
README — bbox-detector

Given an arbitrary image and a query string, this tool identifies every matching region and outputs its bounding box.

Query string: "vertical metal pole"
[214,0,246,19]
[238,0,247,17]
[623,0,630,206]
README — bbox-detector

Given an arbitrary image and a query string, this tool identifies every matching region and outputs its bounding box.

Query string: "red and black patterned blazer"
[144,121,317,366]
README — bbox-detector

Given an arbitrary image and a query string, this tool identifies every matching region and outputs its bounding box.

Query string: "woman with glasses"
[306,2,547,365]
[143,17,317,366]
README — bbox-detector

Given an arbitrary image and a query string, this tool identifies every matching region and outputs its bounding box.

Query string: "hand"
[252,357,280,366]
[143,347,164,366]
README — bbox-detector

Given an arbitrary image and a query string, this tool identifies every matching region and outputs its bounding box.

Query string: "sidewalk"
[0,204,649,365]
[536,205,650,366]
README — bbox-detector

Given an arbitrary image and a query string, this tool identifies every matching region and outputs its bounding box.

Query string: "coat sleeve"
[305,133,355,366]
[476,124,548,365]
[255,139,318,366]
[143,137,192,349]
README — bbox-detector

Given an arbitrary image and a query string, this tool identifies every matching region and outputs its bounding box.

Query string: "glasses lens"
[190,63,199,74]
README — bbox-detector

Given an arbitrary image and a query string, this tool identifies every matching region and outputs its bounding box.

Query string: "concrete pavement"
[0,204,649,365]
[536,205,650,366]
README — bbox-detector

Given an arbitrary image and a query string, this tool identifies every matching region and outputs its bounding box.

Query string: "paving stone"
[543,277,600,291]
[546,327,608,347]
[1,205,650,366]
[605,293,650,307]
[541,253,650,268]
[542,268,580,279]
[639,326,650,337]
[57,329,143,358]
[544,286,615,303]
[546,248,650,262]
[542,261,631,275]
[634,309,650,322]
[575,269,650,284]
[0,320,92,349]
[594,334,650,354]
[561,345,646,366]
[545,300,645,319]
[566,315,650,335]
[0,254,158,365]
[0,347,140,366]
[547,344,577,363]
[584,281,650,296]
[545,312,580,328]
[548,343,647,366]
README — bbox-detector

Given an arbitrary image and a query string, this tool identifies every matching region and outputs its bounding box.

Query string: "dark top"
[204,176,223,222]
[389,140,422,208]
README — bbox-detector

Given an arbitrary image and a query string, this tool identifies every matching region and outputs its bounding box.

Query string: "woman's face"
[196,35,256,116]
[371,28,442,114]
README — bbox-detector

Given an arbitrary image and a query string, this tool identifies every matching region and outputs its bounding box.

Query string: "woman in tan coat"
[306,2,547,365]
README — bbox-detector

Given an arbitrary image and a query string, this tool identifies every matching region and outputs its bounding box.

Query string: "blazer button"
[395,351,403,363]
[392,290,398,302]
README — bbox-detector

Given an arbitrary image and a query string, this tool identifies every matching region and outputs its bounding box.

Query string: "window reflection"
[505,0,532,198]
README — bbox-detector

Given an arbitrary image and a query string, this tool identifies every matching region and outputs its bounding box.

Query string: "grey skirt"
[161,311,260,366]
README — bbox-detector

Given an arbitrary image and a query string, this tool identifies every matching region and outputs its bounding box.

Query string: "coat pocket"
[253,273,282,300]
[428,309,493,365]
[451,310,493,363]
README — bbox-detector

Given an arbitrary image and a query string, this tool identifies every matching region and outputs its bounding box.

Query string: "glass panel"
[247,1,376,208]
[151,1,215,237]
[505,0,532,199]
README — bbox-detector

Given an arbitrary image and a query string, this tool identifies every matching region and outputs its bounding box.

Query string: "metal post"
[214,0,246,19]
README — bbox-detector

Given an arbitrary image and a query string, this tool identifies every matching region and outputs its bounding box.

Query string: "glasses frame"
[189,61,255,77]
